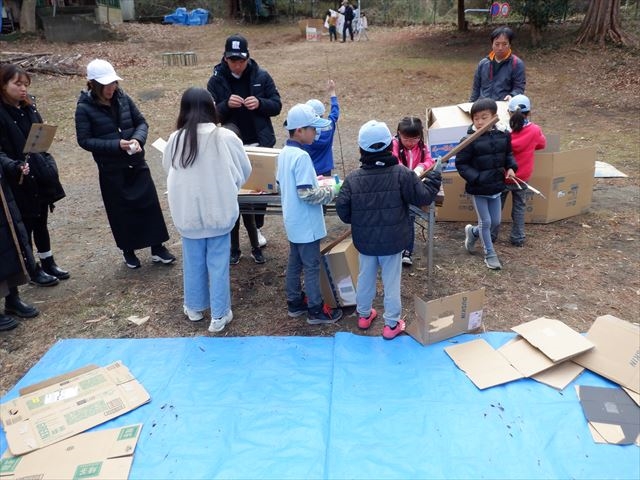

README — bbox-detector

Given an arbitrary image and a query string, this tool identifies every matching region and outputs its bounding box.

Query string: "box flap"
[511,317,594,363]
[406,289,484,346]
[576,386,640,446]
[0,423,142,479]
[497,337,559,377]
[0,362,150,455]
[530,361,585,390]
[444,339,523,390]
[573,315,640,394]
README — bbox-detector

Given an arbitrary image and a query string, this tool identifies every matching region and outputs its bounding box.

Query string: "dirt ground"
[0,21,638,396]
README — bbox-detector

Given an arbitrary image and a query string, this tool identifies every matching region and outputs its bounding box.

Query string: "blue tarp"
[1,333,637,479]
[163,7,209,26]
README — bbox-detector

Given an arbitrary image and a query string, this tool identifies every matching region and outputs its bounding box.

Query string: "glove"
[413,165,425,177]
[423,170,441,187]
[432,158,444,174]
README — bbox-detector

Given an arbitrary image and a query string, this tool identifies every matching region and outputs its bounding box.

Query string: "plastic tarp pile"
[1,333,637,479]
[163,7,209,26]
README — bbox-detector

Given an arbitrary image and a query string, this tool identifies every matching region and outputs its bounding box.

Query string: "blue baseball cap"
[508,94,531,113]
[358,120,393,152]
[284,104,331,130]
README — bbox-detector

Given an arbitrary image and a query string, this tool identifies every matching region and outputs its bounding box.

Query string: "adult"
[469,26,526,102]
[75,59,175,269]
[1,169,39,331]
[0,64,65,286]
[207,34,282,247]
[339,1,355,42]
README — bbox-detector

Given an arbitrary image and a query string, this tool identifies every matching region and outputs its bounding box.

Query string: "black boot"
[41,256,70,280]
[0,313,19,331]
[29,263,59,287]
[5,290,39,318]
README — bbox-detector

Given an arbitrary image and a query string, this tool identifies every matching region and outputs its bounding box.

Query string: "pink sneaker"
[358,308,377,329]
[382,319,406,340]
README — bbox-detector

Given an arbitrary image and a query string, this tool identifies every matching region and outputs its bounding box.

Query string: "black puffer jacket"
[0,99,66,217]
[74,88,148,171]
[455,125,517,196]
[206,58,282,148]
[335,150,441,256]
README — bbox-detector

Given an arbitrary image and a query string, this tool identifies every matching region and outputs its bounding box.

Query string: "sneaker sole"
[151,255,176,264]
[464,225,476,254]
[484,258,502,270]
[4,308,39,319]
[402,258,412,266]
[125,262,141,269]
[208,311,233,333]
[251,255,266,264]
[288,310,307,318]
[183,307,204,322]
[382,320,406,340]
[307,311,343,325]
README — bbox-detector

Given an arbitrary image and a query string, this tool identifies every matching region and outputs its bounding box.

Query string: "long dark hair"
[396,116,426,167]
[509,109,529,133]
[0,64,32,106]
[171,87,218,168]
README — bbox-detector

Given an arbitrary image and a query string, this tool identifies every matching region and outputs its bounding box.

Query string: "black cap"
[224,34,249,60]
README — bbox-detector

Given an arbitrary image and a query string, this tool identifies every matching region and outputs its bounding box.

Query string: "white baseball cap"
[284,104,331,130]
[305,99,325,117]
[358,120,393,152]
[87,59,122,85]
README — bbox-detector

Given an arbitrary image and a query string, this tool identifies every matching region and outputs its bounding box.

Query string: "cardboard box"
[0,423,142,479]
[435,147,597,224]
[406,288,484,346]
[0,362,150,456]
[319,238,359,308]
[573,315,640,395]
[576,386,640,446]
[243,146,279,193]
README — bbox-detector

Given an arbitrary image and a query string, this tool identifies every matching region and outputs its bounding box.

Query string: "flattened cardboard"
[573,315,640,394]
[0,362,150,455]
[444,339,524,390]
[406,289,484,346]
[511,317,594,363]
[243,146,280,193]
[0,423,142,479]
[531,361,585,391]
[497,337,559,377]
[23,123,56,153]
[576,385,640,446]
[319,238,359,308]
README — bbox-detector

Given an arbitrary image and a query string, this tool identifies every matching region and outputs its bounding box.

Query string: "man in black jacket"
[207,34,282,248]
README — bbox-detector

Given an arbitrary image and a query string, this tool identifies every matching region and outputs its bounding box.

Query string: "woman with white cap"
[74,59,175,269]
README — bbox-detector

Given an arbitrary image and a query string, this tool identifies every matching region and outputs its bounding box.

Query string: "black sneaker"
[287,292,308,318]
[307,304,343,325]
[151,245,176,264]
[251,248,265,264]
[123,250,141,269]
[230,251,242,265]
[401,250,413,266]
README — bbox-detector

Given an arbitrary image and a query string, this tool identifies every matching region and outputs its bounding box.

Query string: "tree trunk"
[575,0,635,46]
[457,0,466,31]
[19,0,37,33]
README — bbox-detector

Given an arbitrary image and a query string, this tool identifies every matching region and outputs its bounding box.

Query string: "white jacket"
[163,124,251,239]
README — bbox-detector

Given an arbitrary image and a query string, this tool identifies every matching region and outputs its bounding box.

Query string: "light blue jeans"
[182,234,231,319]
[285,240,323,311]
[356,252,402,327]
[471,194,502,257]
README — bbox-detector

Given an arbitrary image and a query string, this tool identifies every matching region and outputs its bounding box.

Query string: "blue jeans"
[356,252,402,327]
[471,194,502,257]
[285,240,323,311]
[501,185,527,244]
[182,234,231,319]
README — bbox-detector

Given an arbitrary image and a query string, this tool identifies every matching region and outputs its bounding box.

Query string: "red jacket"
[508,122,546,183]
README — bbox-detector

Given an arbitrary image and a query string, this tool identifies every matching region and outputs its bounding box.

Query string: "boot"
[0,313,19,331]
[41,256,70,280]
[29,263,59,287]
[5,290,39,318]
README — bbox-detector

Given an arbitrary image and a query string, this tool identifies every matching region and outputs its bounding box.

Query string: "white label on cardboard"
[429,315,454,333]
[468,310,482,330]
[336,278,356,304]
[44,386,79,404]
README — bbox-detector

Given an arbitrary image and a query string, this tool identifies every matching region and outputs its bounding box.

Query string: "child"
[223,122,265,265]
[500,94,546,246]
[335,120,442,340]
[302,79,340,177]
[457,98,517,270]
[277,103,343,324]
[325,10,338,42]
[162,88,252,333]
[391,116,435,266]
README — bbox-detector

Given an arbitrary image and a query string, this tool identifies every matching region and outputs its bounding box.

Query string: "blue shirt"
[276,140,327,244]
[301,96,340,175]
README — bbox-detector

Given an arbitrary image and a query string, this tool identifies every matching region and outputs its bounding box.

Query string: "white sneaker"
[208,309,233,333]
[257,229,267,247]
[183,306,203,322]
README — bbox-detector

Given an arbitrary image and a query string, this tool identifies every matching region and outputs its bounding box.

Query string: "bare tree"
[19,0,37,33]
[576,0,636,46]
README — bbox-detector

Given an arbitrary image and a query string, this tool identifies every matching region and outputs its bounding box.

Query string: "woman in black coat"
[0,64,66,286]
[74,59,175,269]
